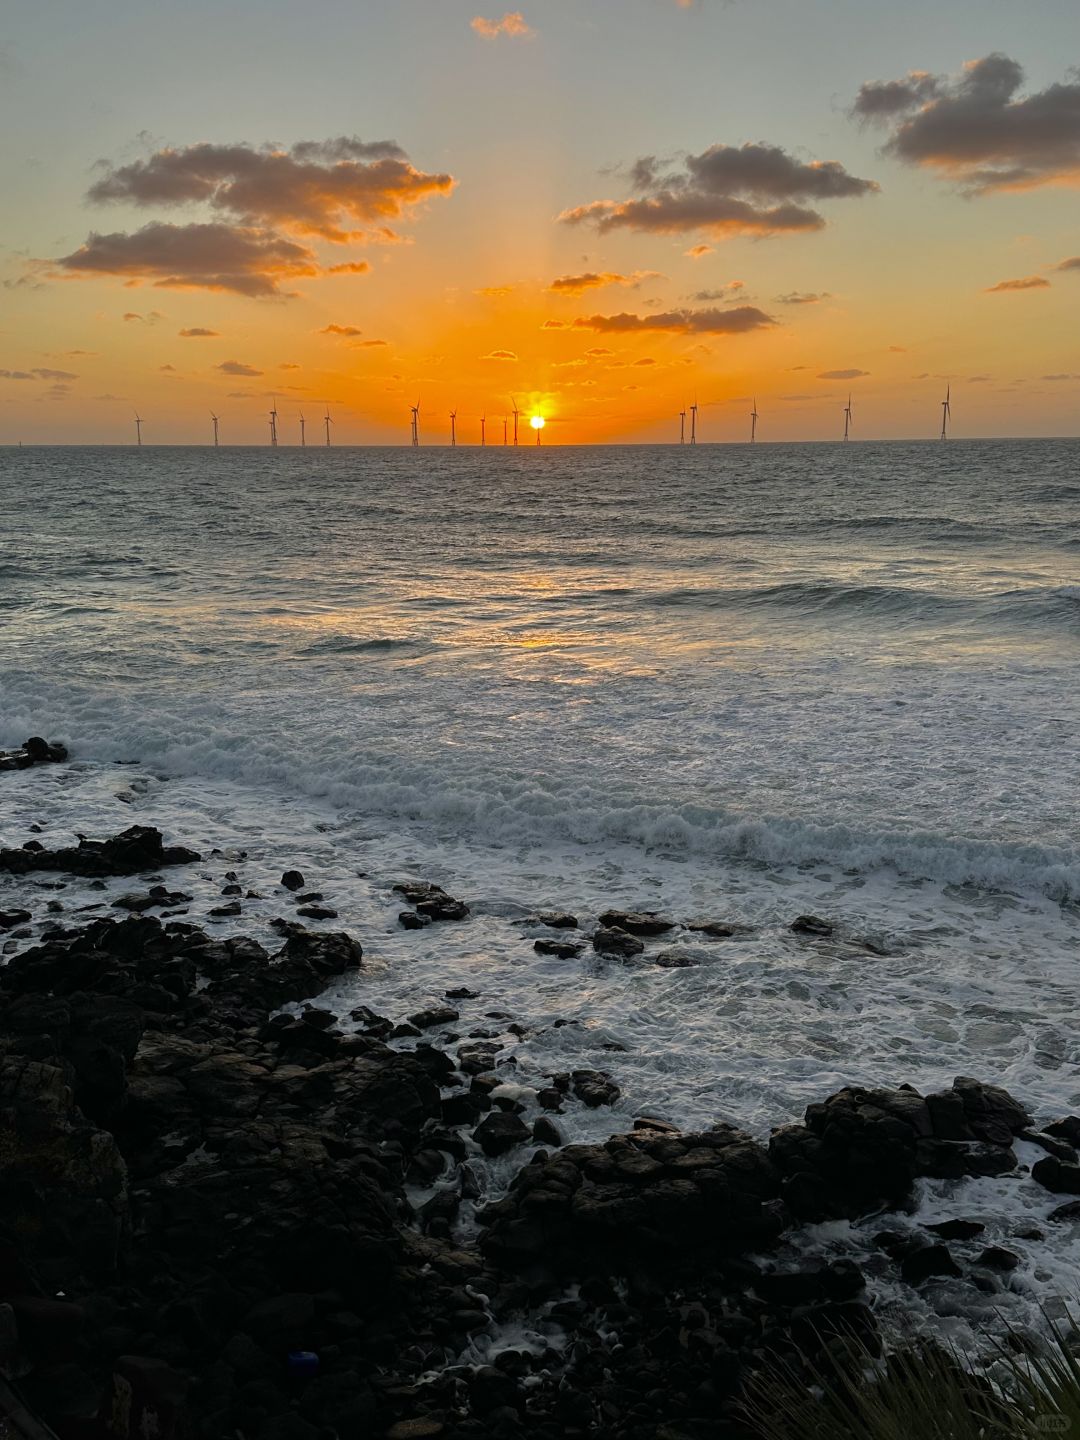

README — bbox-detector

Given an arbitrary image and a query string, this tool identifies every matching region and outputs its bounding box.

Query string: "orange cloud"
[471,12,534,39]
[217,359,263,376]
[573,306,775,335]
[319,323,363,336]
[480,349,518,360]
[548,270,661,294]
[984,275,1051,292]
[178,326,219,337]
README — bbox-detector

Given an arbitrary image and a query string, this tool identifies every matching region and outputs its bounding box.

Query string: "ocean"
[3,439,1080,1332]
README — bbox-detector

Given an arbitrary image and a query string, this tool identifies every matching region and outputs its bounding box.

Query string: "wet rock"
[0,736,68,771]
[534,938,585,959]
[926,1219,985,1241]
[899,1244,962,1285]
[592,927,644,958]
[978,1246,1020,1271]
[536,912,578,929]
[296,904,338,921]
[598,909,674,936]
[409,1007,460,1030]
[394,881,470,922]
[0,825,200,879]
[1045,1116,1080,1147]
[532,1116,563,1148]
[280,870,305,891]
[571,1070,620,1108]
[654,950,698,969]
[0,908,32,930]
[399,911,430,930]
[791,915,834,936]
[1032,1156,1080,1195]
[687,920,744,939]
[1022,1129,1078,1163]
[474,1112,531,1156]
[209,901,242,917]
[445,987,478,1000]
[1048,1200,1080,1222]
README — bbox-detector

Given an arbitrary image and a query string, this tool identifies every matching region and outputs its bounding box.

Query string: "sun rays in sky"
[1,1,1078,442]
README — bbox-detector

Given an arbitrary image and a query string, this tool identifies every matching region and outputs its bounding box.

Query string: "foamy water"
[2,440,1080,1332]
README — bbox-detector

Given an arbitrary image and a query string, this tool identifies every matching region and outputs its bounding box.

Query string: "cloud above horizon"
[216,359,263,376]
[548,270,660,294]
[561,142,877,240]
[48,137,452,297]
[817,368,869,379]
[984,275,1050,292]
[471,12,534,39]
[178,326,219,337]
[852,54,1080,192]
[573,305,775,335]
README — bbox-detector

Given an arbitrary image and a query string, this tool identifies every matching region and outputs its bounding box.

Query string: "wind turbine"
[511,397,520,447]
[269,397,279,447]
[134,413,143,447]
[480,414,486,447]
[689,401,698,445]
[299,411,306,448]
[940,384,951,440]
[750,398,759,444]
[679,409,686,445]
[503,416,508,445]
[843,394,853,442]
[410,399,420,447]
[210,412,219,447]
[450,410,457,447]
[324,404,332,447]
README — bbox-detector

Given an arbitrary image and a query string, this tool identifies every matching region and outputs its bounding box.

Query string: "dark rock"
[394,881,470,922]
[571,1070,619,1108]
[0,909,32,930]
[296,905,338,920]
[1048,1200,1080,1222]
[791,915,834,936]
[474,1112,531,1156]
[978,1247,1020,1271]
[899,1244,962,1284]
[409,1007,460,1030]
[535,912,578,929]
[533,938,585,959]
[0,824,199,878]
[281,870,306,891]
[926,1219,985,1241]
[1021,1129,1078,1163]
[592,927,644,958]
[399,911,430,930]
[209,901,242,917]
[532,1116,563,1147]
[445,987,478,1000]
[654,950,698,969]
[597,910,674,936]
[1032,1156,1080,1195]
[1045,1116,1080,1147]
[687,920,744,938]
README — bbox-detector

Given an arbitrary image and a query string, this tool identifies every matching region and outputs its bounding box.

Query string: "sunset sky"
[2,0,1078,444]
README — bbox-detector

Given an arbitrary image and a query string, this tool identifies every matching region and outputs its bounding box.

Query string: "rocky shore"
[2,797,1079,1437]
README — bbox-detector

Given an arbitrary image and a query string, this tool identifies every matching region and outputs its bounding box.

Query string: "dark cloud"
[561,142,876,239]
[1055,256,1080,272]
[548,270,659,294]
[852,54,1080,192]
[179,326,219,337]
[776,291,829,305]
[573,305,776,335]
[217,360,263,376]
[319,323,363,336]
[0,367,78,381]
[87,138,451,242]
[55,222,319,297]
[817,368,869,379]
[984,275,1050,292]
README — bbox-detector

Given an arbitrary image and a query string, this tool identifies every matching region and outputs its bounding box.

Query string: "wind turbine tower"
[299,411,306,448]
[940,384,951,440]
[134,413,143,447]
[269,397,279,447]
[450,411,457,447]
[210,413,219,448]
[324,404,332,447]
[480,414,486,447]
[503,416,508,446]
[689,402,698,445]
[843,394,853,442]
[679,410,686,445]
[410,400,420,447]
[750,398,759,444]
[511,397,520,447]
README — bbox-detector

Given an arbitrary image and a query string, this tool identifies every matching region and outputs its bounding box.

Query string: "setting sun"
[530,415,545,430]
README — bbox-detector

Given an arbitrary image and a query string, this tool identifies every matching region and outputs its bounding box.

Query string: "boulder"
[592,927,644,958]
[597,910,674,936]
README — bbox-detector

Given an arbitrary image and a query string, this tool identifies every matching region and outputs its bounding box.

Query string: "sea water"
[2,440,1079,1337]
